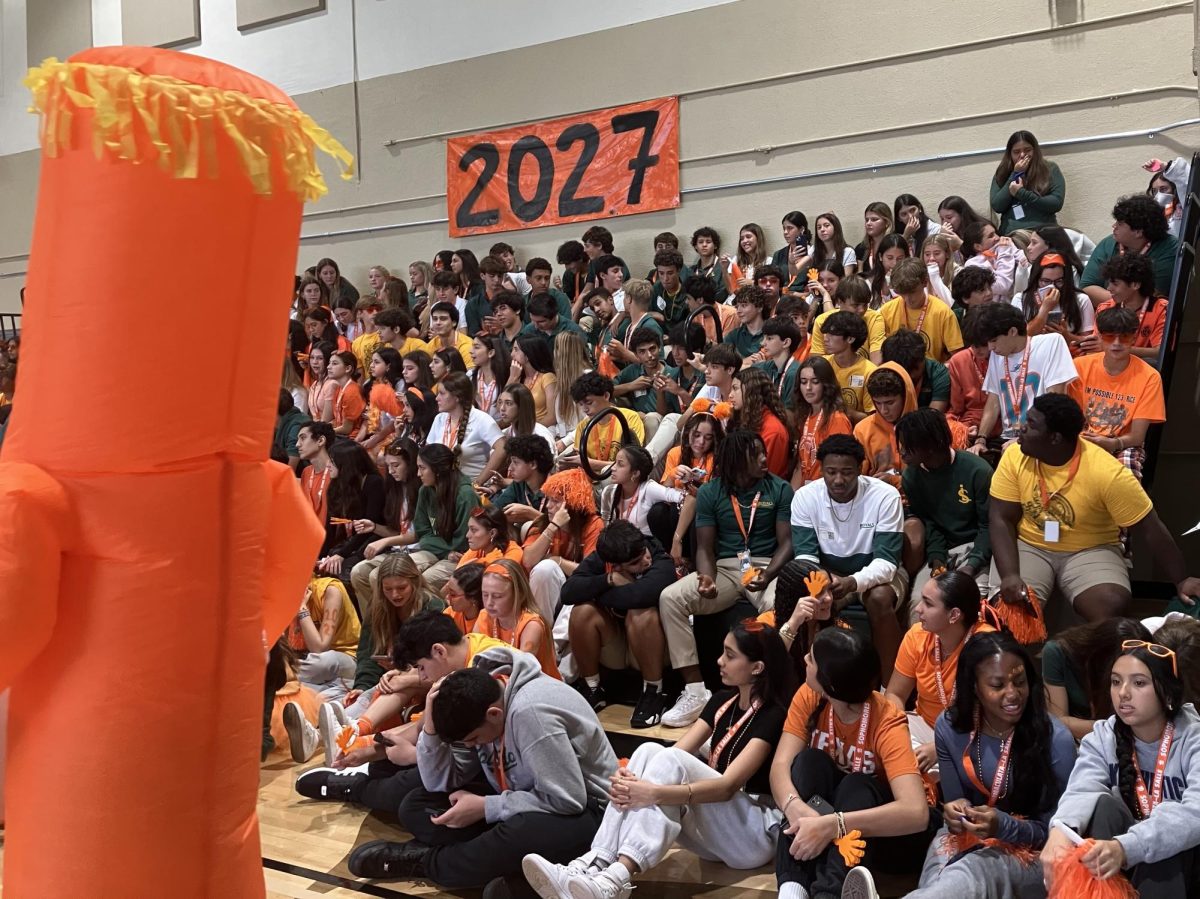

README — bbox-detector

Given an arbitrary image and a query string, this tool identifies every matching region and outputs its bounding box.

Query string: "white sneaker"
[522,852,599,899]
[283,701,319,763]
[568,866,632,899]
[661,687,711,728]
[329,698,349,726]
[318,703,342,766]
[841,866,879,899]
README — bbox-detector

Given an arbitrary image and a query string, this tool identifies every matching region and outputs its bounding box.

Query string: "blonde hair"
[370,264,392,281]
[922,232,958,284]
[553,332,590,425]
[623,278,653,311]
[482,559,543,626]
[368,554,432,654]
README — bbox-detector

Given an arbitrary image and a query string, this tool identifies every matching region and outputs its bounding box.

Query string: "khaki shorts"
[836,565,911,614]
[988,542,1129,606]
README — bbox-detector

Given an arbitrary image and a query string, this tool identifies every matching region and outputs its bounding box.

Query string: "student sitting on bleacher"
[989,394,1200,623]
[560,520,675,728]
[523,619,795,899]
[347,651,617,894]
[1095,253,1169,359]
[489,433,552,531]
[569,372,645,461]
[791,433,907,681]
[658,429,795,727]
[894,631,1076,899]
[771,627,935,899]
[884,571,996,776]
[1080,193,1179,306]
[598,444,685,551]
[407,442,482,594]
[897,408,993,607]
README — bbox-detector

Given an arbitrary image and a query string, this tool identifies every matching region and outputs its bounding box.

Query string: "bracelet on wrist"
[298,609,311,620]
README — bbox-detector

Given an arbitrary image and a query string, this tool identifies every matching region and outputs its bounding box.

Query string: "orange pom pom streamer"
[541,467,598,514]
[988,586,1047,644]
[804,569,830,596]
[938,830,1038,867]
[742,566,762,586]
[1048,840,1138,899]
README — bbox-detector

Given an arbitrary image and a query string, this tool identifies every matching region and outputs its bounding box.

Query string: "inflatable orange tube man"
[0,47,351,897]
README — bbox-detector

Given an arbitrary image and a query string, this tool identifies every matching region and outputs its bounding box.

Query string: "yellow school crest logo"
[957,484,970,505]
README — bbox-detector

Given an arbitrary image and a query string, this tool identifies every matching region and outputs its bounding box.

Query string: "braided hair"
[713,429,766,497]
[440,372,476,459]
[1111,642,1184,820]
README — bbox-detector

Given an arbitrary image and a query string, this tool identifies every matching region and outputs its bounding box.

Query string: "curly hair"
[1113,194,1169,244]
[733,367,797,448]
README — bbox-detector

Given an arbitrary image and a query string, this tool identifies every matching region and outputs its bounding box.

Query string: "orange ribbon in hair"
[484,562,513,579]
[1040,253,1066,267]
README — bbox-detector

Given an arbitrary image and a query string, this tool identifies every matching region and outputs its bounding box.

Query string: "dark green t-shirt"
[1042,639,1090,720]
[915,358,951,408]
[695,475,794,560]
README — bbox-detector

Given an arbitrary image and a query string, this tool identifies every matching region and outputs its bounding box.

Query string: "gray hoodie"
[1052,703,1200,867]
[416,645,617,824]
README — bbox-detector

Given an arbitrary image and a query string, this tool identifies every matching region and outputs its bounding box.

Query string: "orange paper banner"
[446,97,680,237]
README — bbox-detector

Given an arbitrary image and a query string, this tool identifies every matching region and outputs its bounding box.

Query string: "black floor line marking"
[261,857,429,898]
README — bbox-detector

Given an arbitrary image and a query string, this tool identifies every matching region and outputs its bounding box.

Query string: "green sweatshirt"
[900,449,993,571]
[414,475,479,559]
[989,161,1066,235]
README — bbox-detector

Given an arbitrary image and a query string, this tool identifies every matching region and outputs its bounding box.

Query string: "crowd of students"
[258,137,1200,899]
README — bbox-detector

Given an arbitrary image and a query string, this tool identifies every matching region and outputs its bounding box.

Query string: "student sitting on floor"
[884,571,996,778]
[294,611,509,817]
[288,576,362,706]
[457,505,525,570]
[560,520,676,728]
[347,650,618,895]
[1042,639,1200,898]
[895,632,1076,899]
[989,394,1200,625]
[1041,618,1152,741]
[523,619,795,899]
[658,429,795,728]
[770,627,935,899]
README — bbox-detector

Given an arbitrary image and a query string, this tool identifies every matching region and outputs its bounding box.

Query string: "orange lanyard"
[477,378,497,413]
[619,485,642,520]
[730,492,761,549]
[303,466,331,521]
[708,695,762,769]
[963,717,1014,805]
[1133,721,1174,817]
[592,415,620,460]
[906,297,930,334]
[776,360,795,399]
[931,625,976,709]
[824,701,872,774]
[1035,447,1081,510]
[1001,341,1032,424]
[442,412,461,446]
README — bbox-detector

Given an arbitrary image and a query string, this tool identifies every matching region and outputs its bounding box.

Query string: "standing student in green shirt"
[896,407,993,623]
[753,316,802,406]
[723,284,768,362]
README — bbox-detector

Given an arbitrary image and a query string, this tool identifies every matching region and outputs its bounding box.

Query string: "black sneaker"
[572,679,607,712]
[295,767,368,802]
[630,685,668,728]
[347,839,430,880]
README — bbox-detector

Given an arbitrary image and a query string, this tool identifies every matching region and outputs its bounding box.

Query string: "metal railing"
[0,313,20,342]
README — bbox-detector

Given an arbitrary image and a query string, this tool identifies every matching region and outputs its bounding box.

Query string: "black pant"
[346,761,425,818]
[1087,793,1199,898]
[776,748,937,895]
[646,501,681,559]
[397,785,604,890]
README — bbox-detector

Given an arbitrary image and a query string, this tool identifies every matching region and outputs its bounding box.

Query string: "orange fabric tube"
[0,47,348,898]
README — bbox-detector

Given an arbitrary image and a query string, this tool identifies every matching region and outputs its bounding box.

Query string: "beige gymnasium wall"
[0,0,1197,314]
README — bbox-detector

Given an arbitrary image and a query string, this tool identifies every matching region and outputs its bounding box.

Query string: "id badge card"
[738,549,752,573]
[1043,519,1060,543]
[1011,203,1025,221]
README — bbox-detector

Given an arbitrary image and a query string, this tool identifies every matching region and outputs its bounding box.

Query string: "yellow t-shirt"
[464,631,509,666]
[825,354,876,414]
[572,406,646,460]
[811,308,886,358]
[880,295,963,363]
[305,577,362,658]
[427,330,476,370]
[989,439,1153,552]
[352,331,382,376]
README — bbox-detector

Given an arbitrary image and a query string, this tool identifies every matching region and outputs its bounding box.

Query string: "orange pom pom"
[989,586,1046,644]
[1048,841,1138,899]
[541,467,598,514]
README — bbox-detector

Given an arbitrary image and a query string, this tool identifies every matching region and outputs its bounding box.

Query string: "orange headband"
[484,562,512,579]
[1040,252,1066,267]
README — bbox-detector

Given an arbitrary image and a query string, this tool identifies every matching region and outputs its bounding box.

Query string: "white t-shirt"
[429,407,504,482]
[600,480,686,537]
[1010,290,1096,335]
[790,476,903,592]
[983,333,1078,433]
[504,422,555,447]
[612,287,627,313]
[840,246,858,269]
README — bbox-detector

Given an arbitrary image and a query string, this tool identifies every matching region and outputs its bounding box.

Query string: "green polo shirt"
[915,358,951,409]
[695,475,794,560]
[519,316,589,346]
[753,357,801,407]
[664,363,704,401]
[492,479,545,513]
[614,363,665,414]
[723,323,764,359]
[1080,234,1179,295]
[652,279,693,327]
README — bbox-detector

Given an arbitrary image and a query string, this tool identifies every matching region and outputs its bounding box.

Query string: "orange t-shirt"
[333,380,366,439]
[791,336,812,365]
[783,687,919,783]
[699,302,741,346]
[1095,297,1168,349]
[761,410,791,480]
[475,609,562,679]
[456,542,525,569]
[796,409,853,484]
[443,606,481,635]
[1069,354,1166,439]
[662,446,714,490]
[893,623,997,727]
[522,514,604,566]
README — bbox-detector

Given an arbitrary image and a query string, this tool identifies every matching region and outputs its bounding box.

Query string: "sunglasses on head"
[1099,332,1137,345]
[470,507,489,519]
[1122,639,1178,677]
